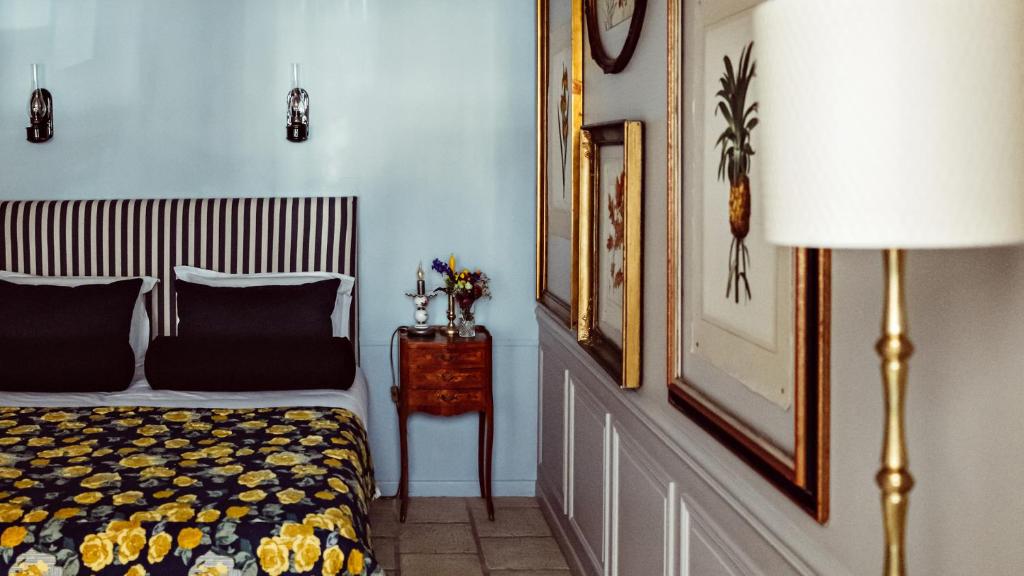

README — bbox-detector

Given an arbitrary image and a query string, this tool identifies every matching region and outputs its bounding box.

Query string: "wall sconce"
[286,63,309,142]
[26,64,53,144]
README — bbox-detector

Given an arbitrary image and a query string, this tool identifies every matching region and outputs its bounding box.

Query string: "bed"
[0,198,382,576]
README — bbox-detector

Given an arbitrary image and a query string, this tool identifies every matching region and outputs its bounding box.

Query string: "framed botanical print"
[537,0,584,325]
[578,120,643,389]
[666,0,831,522]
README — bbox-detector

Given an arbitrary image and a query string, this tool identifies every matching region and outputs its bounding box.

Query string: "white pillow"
[173,266,355,339]
[0,270,159,383]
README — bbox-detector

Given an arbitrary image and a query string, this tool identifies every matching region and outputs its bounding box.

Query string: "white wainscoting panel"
[611,425,678,576]
[569,380,610,574]
[539,346,569,512]
[536,308,839,576]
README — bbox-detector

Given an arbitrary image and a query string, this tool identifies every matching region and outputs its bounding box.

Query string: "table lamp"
[754,1,1024,574]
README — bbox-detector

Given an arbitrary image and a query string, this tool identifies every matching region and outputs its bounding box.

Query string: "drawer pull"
[436,392,458,403]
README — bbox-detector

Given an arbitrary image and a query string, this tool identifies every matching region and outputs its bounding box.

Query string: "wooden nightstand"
[398,326,494,522]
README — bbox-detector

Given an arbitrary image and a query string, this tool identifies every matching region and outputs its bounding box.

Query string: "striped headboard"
[0,197,358,353]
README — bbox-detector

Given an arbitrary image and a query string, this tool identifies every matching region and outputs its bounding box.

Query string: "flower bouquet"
[432,254,491,337]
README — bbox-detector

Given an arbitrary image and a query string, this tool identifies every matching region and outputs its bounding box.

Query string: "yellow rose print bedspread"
[0,406,381,576]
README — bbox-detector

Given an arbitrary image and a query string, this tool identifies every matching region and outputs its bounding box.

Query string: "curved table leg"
[399,408,410,522]
[485,405,495,521]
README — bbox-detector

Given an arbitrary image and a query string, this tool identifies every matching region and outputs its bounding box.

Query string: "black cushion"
[0,278,142,340]
[145,336,356,391]
[174,279,340,339]
[0,339,136,392]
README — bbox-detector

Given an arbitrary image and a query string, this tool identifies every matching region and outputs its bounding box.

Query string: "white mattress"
[0,368,370,428]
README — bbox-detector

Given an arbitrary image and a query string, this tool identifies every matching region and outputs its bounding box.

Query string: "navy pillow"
[0,339,135,392]
[0,278,141,391]
[0,278,142,340]
[174,278,340,339]
[145,336,356,391]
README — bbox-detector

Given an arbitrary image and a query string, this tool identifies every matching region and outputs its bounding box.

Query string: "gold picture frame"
[665,0,830,523]
[577,120,643,389]
[536,0,584,326]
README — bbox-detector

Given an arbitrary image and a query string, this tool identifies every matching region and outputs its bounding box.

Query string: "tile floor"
[369,497,572,576]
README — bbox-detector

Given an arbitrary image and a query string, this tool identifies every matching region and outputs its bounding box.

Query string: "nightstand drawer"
[410,366,487,389]
[408,346,487,367]
[407,388,485,412]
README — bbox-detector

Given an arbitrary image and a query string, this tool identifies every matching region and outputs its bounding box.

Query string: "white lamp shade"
[754,0,1024,249]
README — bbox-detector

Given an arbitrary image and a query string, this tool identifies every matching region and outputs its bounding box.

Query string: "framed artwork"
[666,0,831,522]
[584,0,648,74]
[537,0,584,325]
[578,120,643,389]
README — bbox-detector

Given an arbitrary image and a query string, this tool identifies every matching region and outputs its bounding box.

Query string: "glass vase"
[458,304,476,338]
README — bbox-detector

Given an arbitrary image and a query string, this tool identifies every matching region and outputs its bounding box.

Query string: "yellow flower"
[125,565,146,576]
[238,470,277,488]
[22,509,48,523]
[265,452,304,467]
[163,505,195,523]
[29,458,50,467]
[164,438,190,449]
[80,534,114,572]
[119,454,160,468]
[0,467,23,479]
[117,525,148,564]
[0,504,24,522]
[176,527,203,550]
[173,476,197,487]
[27,437,53,447]
[114,491,144,505]
[196,509,221,523]
[94,448,113,458]
[291,464,327,478]
[277,488,306,505]
[81,472,121,489]
[302,514,334,531]
[279,522,314,542]
[292,534,321,573]
[147,532,172,564]
[284,410,316,421]
[163,410,192,422]
[105,519,134,537]
[321,545,344,576]
[257,537,290,576]
[239,489,267,503]
[53,507,81,520]
[74,491,103,505]
[0,437,19,447]
[299,435,323,447]
[14,479,37,490]
[449,254,457,272]
[211,429,232,438]
[140,466,175,480]
[133,437,157,447]
[214,465,243,476]
[314,491,336,502]
[225,506,250,520]
[347,548,365,575]
[328,477,350,494]
[267,425,296,435]
[267,437,291,446]
[130,511,161,524]
[137,424,168,436]
[1,525,27,548]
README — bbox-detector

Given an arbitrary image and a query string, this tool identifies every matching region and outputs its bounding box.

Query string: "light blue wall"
[0,0,539,496]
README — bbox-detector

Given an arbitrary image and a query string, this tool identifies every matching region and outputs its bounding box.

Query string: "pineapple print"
[715,42,758,303]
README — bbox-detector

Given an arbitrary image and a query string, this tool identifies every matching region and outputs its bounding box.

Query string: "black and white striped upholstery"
[0,197,358,354]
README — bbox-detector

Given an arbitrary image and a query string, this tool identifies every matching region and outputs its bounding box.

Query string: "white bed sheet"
[0,368,371,427]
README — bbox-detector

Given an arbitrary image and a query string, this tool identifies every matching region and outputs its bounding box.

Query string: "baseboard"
[375,480,536,497]
[537,480,593,576]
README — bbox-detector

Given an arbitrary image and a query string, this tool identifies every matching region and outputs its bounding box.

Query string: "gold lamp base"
[877,248,915,576]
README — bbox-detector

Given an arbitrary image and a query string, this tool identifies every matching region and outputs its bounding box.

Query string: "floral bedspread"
[0,406,379,576]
